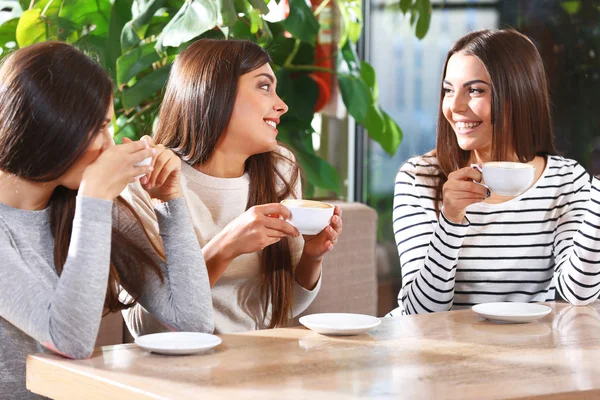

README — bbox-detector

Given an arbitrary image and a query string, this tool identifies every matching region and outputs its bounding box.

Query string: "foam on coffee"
[484,162,534,169]
[281,199,333,209]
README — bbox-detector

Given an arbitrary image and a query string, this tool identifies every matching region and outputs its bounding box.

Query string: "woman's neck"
[0,171,56,210]
[195,148,248,178]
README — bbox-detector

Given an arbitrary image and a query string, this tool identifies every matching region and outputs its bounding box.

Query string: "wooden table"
[26,302,600,399]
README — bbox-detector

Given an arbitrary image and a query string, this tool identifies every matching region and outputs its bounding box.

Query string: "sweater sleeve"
[116,185,213,335]
[393,162,470,315]
[553,170,600,305]
[0,196,112,359]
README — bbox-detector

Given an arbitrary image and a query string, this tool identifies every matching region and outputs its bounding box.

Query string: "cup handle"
[470,163,491,193]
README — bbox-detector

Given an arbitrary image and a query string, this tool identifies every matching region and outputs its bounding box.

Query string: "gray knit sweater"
[0,191,213,399]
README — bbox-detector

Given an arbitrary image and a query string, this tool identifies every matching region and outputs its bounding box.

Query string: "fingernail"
[486,189,491,198]
[329,243,334,251]
[149,166,154,171]
[151,148,157,154]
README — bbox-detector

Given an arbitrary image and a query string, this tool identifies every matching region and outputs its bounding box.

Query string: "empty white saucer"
[472,302,552,323]
[135,332,222,355]
[299,313,381,336]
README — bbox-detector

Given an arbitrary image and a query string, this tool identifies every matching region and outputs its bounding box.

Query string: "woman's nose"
[274,94,288,115]
[450,92,469,113]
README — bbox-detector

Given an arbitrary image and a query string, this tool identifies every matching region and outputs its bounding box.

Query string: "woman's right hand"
[442,166,490,223]
[79,140,155,201]
[212,203,300,262]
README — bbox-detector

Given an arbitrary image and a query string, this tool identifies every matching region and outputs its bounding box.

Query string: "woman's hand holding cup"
[442,166,490,224]
[301,205,343,260]
[124,136,183,202]
[80,139,155,201]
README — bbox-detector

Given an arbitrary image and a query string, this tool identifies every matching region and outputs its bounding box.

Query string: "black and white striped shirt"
[390,154,600,315]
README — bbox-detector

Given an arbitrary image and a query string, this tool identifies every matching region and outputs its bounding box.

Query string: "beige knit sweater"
[123,147,321,334]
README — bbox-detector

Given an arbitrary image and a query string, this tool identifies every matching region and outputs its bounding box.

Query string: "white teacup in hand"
[281,199,334,235]
[471,162,535,196]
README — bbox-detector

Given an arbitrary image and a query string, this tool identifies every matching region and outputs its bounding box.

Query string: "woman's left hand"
[301,206,343,261]
[124,136,182,202]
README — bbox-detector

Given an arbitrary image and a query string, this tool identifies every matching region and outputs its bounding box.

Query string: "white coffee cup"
[134,156,152,179]
[471,162,535,196]
[281,199,334,235]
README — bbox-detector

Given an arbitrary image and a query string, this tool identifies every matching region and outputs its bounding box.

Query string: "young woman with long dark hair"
[0,42,213,398]
[391,29,600,315]
[126,39,343,334]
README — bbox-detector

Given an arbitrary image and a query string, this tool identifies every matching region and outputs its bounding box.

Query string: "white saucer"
[299,313,381,336]
[135,332,222,355]
[472,302,552,323]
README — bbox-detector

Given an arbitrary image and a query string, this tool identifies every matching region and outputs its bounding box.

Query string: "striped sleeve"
[554,171,600,305]
[393,161,470,315]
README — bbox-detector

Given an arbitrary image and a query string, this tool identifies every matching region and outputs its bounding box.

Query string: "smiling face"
[442,52,493,156]
[221,63,288,157]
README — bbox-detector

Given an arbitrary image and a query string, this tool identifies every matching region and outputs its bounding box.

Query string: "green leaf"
[295,147,340,194]
[16,9,46,47]
[363,104,385,141]
[334,0,349,48]
[277,118,340,194]
[561,1,582,14]
[233,0,251,15]
[378,111,403,156]
[346,0,362,43]
[248,0,269,14]
[258,15,272,46]
[121,64,171,110]
[220,0,237,26]
[0,18,18,49]
[229,16,252,40]
[106,0,132,76]
[121,0,165,53]
[155,0,217,53]
[117,41,161,86]
[400,0,411,13]
[339,39,360,74]
[267,36,295,65]
[335,0,362,46]
[249,8,261,34]
[337,73,371,123]
[360,61,378,103]
[283,0,319,45]
[276,71,319,122]
[415,0,431,39]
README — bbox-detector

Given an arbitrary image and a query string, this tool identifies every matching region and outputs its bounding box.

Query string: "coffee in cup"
[471,162,535,196]
[281,199,334,235]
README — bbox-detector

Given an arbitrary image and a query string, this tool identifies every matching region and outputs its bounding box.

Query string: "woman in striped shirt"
[390,29,600,315]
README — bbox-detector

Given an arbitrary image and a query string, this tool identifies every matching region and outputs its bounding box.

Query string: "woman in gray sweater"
[0,42,213,398]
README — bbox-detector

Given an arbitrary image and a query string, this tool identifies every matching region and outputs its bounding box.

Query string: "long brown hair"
[154,39,299,328]
[0,42,163,313]
[433,29,557,213]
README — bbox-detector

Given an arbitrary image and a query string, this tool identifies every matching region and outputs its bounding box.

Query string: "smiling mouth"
[264,120,277,130]
[455,121,482,131]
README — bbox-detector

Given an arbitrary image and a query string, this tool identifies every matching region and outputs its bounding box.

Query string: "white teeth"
[265,120,277,128]
[455,121,481,130]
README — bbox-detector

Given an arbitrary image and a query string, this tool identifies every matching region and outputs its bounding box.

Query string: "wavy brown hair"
[0,42,163,313]
[433,29,557,214]
[154,39,299,328]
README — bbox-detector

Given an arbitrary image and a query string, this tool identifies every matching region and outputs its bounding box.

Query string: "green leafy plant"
[0,0,431,196]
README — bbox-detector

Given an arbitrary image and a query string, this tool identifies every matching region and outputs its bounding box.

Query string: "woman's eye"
[260,84,271,92]
[442,87,452,94]
[470,88,484,94]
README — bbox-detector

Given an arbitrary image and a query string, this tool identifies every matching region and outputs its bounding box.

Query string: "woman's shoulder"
[545,155,590,188]
[397,153,441,181]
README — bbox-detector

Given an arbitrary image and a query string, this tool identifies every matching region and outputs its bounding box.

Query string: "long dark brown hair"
[154,39,299,328]
[433,29,558,213]
[0,42,163,313]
